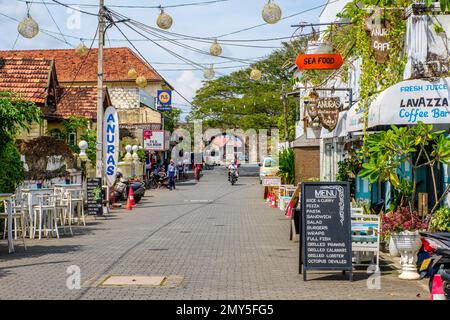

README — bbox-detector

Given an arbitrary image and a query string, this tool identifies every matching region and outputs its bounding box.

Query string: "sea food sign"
[368,78,450,127]
[103,106,119,187]
[296,53,344,70]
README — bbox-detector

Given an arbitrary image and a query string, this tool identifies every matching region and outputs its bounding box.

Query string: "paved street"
[0,168,428,300]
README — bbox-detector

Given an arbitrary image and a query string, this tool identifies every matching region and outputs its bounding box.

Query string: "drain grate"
[100,276,166,287]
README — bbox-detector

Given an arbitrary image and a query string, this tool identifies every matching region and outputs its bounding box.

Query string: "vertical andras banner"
[103,106,120,187]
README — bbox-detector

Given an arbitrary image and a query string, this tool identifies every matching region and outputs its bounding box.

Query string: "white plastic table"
[0,193,14,253]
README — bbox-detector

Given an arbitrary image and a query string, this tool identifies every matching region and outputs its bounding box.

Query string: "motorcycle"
[146,172,168,189]
[230,168,238,185]
[114,176,146,204]
[419,232,450,299]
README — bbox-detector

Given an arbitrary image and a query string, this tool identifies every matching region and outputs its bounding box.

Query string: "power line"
[22,0,230,9]
[40,0,69,45]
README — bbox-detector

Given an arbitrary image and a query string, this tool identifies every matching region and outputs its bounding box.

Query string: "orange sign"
[296,53,344,70]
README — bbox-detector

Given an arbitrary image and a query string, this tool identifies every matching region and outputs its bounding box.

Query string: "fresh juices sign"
[368,78,450,127]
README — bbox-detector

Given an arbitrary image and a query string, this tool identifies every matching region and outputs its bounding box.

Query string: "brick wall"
[294,146,320,184]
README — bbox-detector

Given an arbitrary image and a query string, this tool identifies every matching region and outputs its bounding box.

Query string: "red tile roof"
[0,47,164,83]
[0,57,52,104]
[42,86,109,120]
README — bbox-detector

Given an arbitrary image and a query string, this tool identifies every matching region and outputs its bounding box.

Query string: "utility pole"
[96,0,105,179]
[281,83,289,148]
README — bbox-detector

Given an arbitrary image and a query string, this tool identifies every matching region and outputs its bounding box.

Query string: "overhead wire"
[40,0,69,45]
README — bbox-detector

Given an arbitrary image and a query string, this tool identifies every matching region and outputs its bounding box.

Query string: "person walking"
[168,160,177,191]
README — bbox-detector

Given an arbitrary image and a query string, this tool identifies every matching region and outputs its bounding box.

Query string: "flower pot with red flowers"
[382,208,428,280]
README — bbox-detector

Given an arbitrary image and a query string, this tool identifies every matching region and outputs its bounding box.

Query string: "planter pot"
[391,231,422,280]
[389,236,400,257]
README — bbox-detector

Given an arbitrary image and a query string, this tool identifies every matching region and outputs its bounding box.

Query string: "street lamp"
[78,140,89,162]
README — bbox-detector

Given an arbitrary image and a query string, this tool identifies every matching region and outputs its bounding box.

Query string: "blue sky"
[0,0,326,116]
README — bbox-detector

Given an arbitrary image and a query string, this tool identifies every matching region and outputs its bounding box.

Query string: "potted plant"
[382,207,428,280]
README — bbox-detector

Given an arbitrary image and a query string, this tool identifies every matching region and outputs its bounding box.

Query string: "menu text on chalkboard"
[300,182,352,281]
[87,178,103,216]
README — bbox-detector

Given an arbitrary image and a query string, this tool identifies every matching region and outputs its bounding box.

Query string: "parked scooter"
[419,232,450,299]
[114,173,146,203]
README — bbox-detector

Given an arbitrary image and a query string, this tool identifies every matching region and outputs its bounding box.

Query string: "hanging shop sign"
[305,91,321,129]
[296,53,344,70]
[103,106,120,187]
[262,176,282,187]
[157,90,172,111]
[143,130,168,151]
[365,18,391,64]
[368,77,450,128]
[317,97,341,131]
[300,182,352,281]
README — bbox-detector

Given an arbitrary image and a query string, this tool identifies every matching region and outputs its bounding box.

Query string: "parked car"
[258,157,278,184]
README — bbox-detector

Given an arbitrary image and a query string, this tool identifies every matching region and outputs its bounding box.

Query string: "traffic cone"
[126,194,132,211]
[270,193,277,208]
[266,191,271,204]
[128,186,136,207]
[431,274,446,300]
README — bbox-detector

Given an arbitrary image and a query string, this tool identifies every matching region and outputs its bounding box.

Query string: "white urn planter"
[388,236,400,257]
[391,231,422,280]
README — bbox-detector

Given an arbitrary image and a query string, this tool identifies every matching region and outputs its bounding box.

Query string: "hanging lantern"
[75,41,88,57]
[262,0,282,25]
[128,67,138,79]
[157,8,173,30]
[250,67,262,81]
[136,75,147,88]
[210,39,222,56]
[18,15,39,39]
[203,65,215,80]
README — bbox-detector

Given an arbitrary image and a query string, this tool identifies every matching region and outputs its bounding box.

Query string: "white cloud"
[172,71,203,112]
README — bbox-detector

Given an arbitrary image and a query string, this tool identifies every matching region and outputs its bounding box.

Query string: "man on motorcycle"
[228,161,238,181]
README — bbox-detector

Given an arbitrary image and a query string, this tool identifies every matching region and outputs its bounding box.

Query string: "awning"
[320,111,348,139]
[346,102,365,132]
[368,77,450,128]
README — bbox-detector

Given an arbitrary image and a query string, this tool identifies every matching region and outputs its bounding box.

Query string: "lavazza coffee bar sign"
[368,77,450,127]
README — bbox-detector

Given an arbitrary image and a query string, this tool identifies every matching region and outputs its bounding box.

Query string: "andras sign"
[103,106,120,187]
[296,53,344,70]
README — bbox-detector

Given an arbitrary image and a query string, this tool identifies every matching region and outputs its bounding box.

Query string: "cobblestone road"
[0,169,428,299]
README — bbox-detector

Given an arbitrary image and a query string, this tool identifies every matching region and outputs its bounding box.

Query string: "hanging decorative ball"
[250,68,262,81]
[210,39,222,56]
[136,75,147,88]
[157,9,173,30]
[18,15,39,39]
[262,0,282,25]
[128,68,138,79]
[75,41,88,57]
[203,65,215,80]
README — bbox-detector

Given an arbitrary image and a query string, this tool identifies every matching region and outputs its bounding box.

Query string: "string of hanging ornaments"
[262,0,282,24]
[250,67,262,80]
[203,64,215,80]
[210,39,222,56]
[75,40,88,56]
[136,75,148,88]
[156,7,173,30]
[127,67,138,79]
[18,2,39,39]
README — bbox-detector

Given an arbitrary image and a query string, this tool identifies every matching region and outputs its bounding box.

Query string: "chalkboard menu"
[300,182,352,281]
[87,178,103,216]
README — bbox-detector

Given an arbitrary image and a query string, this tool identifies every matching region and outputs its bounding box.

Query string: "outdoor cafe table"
[21,188,54,239]
[0,193,14,253]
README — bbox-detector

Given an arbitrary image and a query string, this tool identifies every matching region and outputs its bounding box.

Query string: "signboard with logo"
[87,178,103,216]
[157,90,172,111]
[368,77,450,128]
[262,176,282,187]
[300,182,352,281]
[103,106,119,187]
[296,53,344,70]
[365,18,391,64]
[143,130,167,151]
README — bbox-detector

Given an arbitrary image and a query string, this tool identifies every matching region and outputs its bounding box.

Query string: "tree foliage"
[0,91,43,192]
[189,40,307,141]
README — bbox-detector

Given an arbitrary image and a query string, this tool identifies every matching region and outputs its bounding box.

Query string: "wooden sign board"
[366,18,391,64]
[300,182,352,281]
[263,176,282,187]
[87,178,103,216]
[317,97,341,131]
[296,53,344,70]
